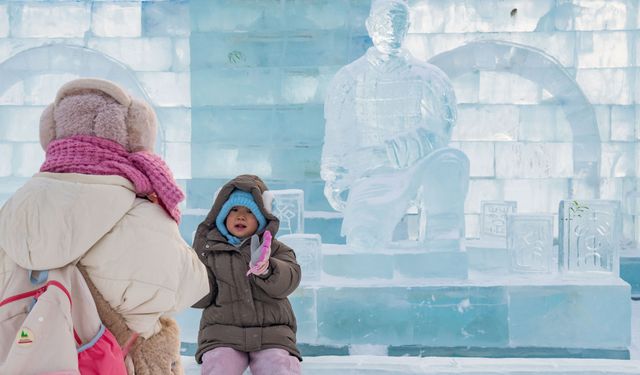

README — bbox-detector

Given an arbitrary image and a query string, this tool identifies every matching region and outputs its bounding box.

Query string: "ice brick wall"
[0,0,638,246]
[188,0,372,214]
[404,0,640,242]
[188,0,640,245]
[0,1,191,205]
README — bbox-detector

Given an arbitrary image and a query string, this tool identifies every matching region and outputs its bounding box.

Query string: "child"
[192,174,302,375]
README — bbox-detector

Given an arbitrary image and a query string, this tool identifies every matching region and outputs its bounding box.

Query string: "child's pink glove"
[246,230,272,277]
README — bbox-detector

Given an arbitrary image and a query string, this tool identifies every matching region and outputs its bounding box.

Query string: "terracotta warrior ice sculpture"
[321,0,469,250]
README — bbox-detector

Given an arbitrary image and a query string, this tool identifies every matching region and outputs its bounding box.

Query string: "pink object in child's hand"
[246,231,272,276]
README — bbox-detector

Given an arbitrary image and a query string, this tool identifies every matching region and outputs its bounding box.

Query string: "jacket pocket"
[209,254,240,304]
[259,299,294,327]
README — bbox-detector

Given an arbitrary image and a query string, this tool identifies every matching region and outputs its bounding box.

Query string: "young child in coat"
[192,174,302,375]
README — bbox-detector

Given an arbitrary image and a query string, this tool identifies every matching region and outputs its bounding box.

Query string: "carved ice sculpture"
[559,200,621,274]
[270,189,304,236]
[507,214,554,273]
[480,200,517,244]
[321,0,468,250]
[279,233,322,283]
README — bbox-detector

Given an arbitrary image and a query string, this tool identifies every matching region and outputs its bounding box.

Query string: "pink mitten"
[246,231,272,276]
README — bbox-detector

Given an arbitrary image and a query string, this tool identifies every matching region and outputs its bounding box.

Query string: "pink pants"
[201,347,301,375]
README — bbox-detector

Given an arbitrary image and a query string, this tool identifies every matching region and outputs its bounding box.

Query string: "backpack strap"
[0,274,84,346]
[0,280,69,308]
[121,332,140,357]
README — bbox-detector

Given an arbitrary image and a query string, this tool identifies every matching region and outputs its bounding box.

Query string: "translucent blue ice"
[321,0,467,250]
[429,40,601,198]
[559,200,622,274]
[271,189,305,236]
[279,233,322,283]
[0,44,159,123]
[480,201,517,244]
[507,214,554,273]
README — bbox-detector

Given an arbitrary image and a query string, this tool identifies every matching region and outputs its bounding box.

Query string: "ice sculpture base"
[466,239,509,274]
[178,262,631,361]
[322,244,468,280]
[288,274,630,359]
[286,344,629,361]
[620,248,640,299]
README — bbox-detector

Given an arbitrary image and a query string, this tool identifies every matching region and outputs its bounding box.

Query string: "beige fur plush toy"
[79,265,183,375]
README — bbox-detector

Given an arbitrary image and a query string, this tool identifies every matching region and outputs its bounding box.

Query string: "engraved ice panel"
[508,214,554,273]
[559,200,622,273]
[271,189,304,236]
[480,200,517,244]
[279,233,322,283]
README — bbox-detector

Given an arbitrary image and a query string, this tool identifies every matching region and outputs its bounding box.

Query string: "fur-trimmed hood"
[193,174,279,251]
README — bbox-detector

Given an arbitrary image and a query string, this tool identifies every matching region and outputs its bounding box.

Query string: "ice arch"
[429,40,600,197]
[0,44,164,152]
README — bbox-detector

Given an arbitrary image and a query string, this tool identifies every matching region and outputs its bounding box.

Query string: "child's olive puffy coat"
[192,175,302,362]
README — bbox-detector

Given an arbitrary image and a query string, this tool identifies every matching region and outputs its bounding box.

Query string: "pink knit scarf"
[40,135,184,223]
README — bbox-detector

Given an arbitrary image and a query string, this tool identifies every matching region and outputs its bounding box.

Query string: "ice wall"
[187,0,371,217]
[0,1,191,206]
[0,0,637,362]
[187,0,640,247]
[403,0,639,243]
[1,1,637,245]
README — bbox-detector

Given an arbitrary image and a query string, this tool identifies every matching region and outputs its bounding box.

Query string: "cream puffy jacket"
[0,172,209,338]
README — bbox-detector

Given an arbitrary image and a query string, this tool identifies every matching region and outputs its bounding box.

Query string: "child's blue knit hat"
[215,190,267,244]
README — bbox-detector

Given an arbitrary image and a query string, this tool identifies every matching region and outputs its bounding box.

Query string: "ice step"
[284,275,631,357]
[322,244,468,279]
[178,274,631,359]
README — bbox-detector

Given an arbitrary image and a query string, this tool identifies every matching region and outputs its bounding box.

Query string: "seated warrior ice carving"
[321,0,469,249]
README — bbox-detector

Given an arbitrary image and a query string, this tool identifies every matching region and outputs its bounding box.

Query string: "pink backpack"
[0,266,128,374]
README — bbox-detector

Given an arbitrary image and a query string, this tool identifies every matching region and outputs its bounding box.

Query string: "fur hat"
[215,189,267,244]
[39,78,157,152]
